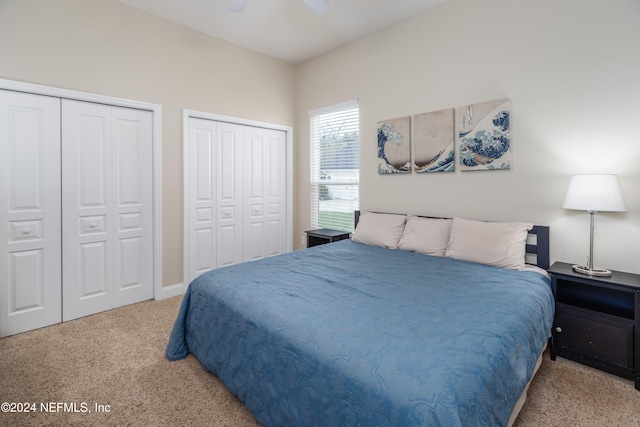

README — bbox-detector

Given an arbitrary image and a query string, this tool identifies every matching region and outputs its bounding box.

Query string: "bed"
[166,211,554,426]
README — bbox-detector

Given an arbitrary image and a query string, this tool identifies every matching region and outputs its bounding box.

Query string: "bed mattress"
[167,239,554,426]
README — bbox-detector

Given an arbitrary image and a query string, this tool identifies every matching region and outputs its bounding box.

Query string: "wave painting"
[378,116,411,174]
[413,108,455,173]
[457,98,511,171]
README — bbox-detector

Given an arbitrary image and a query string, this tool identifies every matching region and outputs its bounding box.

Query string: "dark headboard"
[354,211,550,270]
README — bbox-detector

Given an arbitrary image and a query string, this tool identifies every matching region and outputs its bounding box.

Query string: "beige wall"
[0,0,296,287]
[2,0,640,283]
[295,0,640,273]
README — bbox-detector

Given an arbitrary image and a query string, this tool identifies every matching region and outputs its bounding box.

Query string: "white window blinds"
[310,100,359,233]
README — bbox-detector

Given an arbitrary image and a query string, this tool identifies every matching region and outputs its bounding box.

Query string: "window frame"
[309,100,360,233]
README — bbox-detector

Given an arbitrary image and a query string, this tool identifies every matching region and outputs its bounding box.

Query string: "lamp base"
[572,264,612,277]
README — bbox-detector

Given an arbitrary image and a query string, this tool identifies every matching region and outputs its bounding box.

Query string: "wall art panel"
[457,98,511,171]
[413,108,454,173]
[377,116,411,174]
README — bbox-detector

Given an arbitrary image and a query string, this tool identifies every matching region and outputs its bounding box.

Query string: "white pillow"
[398,216,452,256]
[444,217,533,270]
[352,211,406,249]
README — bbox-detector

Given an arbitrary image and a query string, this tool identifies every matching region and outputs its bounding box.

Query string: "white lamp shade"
[562,174,626,212]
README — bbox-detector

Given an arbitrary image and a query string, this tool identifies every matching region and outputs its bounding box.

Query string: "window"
[310,100,359,232]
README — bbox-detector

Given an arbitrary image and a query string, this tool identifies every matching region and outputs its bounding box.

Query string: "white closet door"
[0,90,62,337]
[215,122,244,268]
[188,119,244,281]
[188,118,218,281]
[264,128,287,257]
[243,127,287,261]
[62,100,153,321]
[188,120,243,281]
[243,127,266,262]
[111,106,153,308]
[62,101,113,320]
[187,117,288,283]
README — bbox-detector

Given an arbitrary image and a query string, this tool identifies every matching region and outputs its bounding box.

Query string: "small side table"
[548,261,640,391]
[305,228,350,248]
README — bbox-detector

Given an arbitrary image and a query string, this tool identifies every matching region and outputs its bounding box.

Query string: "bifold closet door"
[243,126,287,262]
[187,119,244,281]
[188,118,216,280]
[187,118,288,283]
[0,90,62,337]
[62,100,153,321]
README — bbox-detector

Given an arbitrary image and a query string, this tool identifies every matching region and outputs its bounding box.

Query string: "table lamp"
[562,174,626,276]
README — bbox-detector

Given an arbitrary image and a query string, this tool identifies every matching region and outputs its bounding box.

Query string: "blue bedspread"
[167,240,554,427]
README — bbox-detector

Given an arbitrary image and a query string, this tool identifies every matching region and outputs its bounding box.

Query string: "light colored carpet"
[1,296,639,426]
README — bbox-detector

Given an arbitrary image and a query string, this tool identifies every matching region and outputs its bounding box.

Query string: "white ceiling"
[116,0,449,64]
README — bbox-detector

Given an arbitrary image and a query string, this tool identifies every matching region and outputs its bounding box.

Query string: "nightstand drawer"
[556,303,634,371]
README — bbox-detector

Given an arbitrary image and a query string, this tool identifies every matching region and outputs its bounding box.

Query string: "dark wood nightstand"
[548,261,640,390]
[305,229,350,248]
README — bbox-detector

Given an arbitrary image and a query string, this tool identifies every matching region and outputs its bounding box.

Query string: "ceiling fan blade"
[303,0,329,15]
[228,0,250,13]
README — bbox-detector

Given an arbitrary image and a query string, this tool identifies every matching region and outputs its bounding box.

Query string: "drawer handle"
[90,222,97,229]
[22,227,31,235]
[555,326,562,333]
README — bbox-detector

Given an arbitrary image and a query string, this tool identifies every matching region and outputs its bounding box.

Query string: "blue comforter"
[167,240,554,427]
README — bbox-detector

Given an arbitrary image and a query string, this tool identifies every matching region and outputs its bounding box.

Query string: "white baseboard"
[155,282,186,300]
